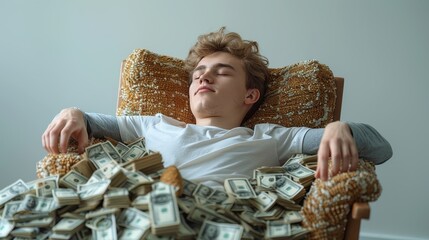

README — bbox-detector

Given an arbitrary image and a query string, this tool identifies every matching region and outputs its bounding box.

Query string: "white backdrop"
[1,1,428,239]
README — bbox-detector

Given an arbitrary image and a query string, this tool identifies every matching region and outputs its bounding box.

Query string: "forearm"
[84,112,122,142]
[303,122,393,164]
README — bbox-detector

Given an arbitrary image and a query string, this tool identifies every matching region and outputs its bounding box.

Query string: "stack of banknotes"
[0,138,317,239]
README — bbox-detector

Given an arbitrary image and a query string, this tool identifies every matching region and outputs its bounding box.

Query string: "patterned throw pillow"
[116,48,337,128]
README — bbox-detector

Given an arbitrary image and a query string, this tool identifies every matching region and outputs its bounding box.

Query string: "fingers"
[41,108,88,154]
[316,141,330,181]
[77,130,89,154]
[59,124,72,154]
[315,122,359,181]
[42,120,64,154]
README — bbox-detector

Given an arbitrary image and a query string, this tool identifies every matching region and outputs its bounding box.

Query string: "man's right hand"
[42,107,89,154]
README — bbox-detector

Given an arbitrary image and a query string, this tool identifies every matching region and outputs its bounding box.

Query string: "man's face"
[189,52,249,120]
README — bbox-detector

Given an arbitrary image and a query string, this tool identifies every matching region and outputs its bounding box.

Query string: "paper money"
[2,201,21,220]
[0,179,29,207]
[101,141,122,163]
[116,142,130,157]
[77,180,110,201]
[265,221,292,239]
[26,175,59,197]
[117,208,151,232]
[60,170,88,190]
[52,188,80,206]
[0,218,14,238]
[10,227,39,238]
[0,141,316,239]
[224,178,257,199]
[122,145,146,162]
[91,214,117,240]
[15,216,55,228]
[275,176,305,201]
[86,143,116,169]
[249,191,277,212]
[149,182,180,235]
[283,211,303,224]
[52,218,85,235]
[118,227,146,240]
[16,194,57,214]
[198,220,243,240]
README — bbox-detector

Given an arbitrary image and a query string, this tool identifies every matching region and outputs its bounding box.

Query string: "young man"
[42,28,392,189]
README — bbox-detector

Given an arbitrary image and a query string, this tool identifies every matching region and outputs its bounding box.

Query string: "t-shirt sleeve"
[116,115,161,143]
[256,124,310,165]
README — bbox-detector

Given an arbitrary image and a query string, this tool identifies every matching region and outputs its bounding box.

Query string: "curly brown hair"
[184,27,270,124]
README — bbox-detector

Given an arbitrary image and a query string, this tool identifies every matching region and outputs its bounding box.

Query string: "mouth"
[195,86,214,95]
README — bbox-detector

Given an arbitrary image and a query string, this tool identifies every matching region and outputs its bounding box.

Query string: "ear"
[244,88,260,105]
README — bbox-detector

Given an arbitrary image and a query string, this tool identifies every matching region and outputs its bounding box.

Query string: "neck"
[195,116,243,129]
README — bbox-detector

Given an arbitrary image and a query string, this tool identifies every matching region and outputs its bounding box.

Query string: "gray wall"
[1,0,428,239]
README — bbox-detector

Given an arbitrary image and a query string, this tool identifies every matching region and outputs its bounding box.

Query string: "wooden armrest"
[344,202,371,240]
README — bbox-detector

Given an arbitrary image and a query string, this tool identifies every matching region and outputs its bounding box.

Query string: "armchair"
[116,49,380,239]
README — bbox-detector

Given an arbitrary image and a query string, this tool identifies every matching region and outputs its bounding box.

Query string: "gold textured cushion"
[117,49,337,128]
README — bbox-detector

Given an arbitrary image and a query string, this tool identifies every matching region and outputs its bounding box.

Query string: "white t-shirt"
[117,114,309,189]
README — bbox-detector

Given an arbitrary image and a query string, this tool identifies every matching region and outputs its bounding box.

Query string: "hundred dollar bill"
[52,188,80,206]
[52,217,85,235]
[182,179,198,197]
[85,208,120,219]
[120,171,153,191]
[117,207,151,231]
[0,179,29,207]
[193,183,214,200]
[122,145,146,162]
[10,227,39,238]
[16,194,58,214]
[119,228,146,240]
[265,221,292,239]
[60,170,88,190]
[127,137,146,150]
[116,142,130,157]
[2,200,21,220]
[15,216,55,228]
[283,211,303,224]
[77,180,110,201]
[101,141,122,163]
[187,205,236,224]
[26,175,59,197]
[0,218,14,238]
[149,182,180,234]
[132,194,150,210]
[206,189,230,205]
[258,174,285,189]
[49,232,74,240]
[249,191,277,212]
[198,220,243,240]
[275,176,304,200]
[284,163,314,180]
[86,143,116,169]
[224,178,257,199]
[91,214,118,240]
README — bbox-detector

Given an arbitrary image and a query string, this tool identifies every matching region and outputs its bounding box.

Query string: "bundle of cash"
[103,188,130,208]
[0,138,316,239]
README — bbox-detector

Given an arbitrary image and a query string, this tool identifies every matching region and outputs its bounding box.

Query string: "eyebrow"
[193,63,237,73]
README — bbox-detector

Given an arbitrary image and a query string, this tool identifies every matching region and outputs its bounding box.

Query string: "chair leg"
[344,202,370,240]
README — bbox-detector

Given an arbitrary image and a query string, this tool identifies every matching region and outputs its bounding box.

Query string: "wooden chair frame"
[334,77,370,240]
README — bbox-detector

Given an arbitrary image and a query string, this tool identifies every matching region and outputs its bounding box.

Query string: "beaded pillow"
[116,49,337,128]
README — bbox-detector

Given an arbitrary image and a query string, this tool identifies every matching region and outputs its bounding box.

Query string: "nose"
[199,70,214,84]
